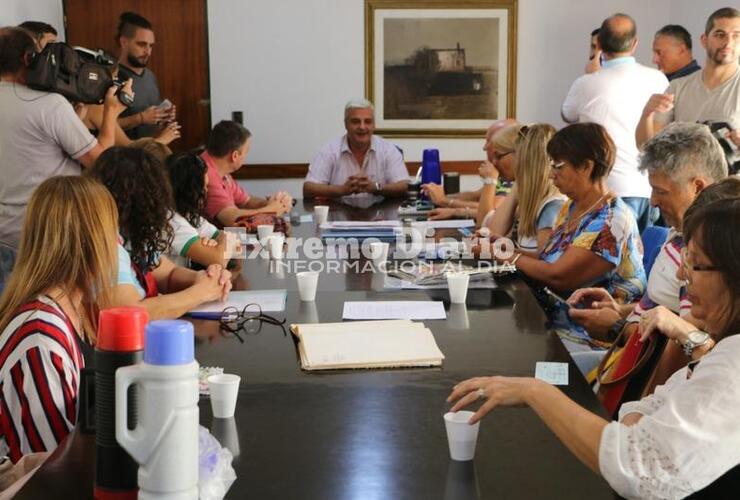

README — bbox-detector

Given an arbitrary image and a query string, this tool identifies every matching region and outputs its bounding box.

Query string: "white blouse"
[599,334,740,499]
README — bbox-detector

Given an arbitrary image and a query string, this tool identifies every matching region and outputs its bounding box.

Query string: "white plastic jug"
[115,320,199,499]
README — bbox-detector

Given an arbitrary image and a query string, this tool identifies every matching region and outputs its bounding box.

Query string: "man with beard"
[116,11,174,139]
[637,8,740,150]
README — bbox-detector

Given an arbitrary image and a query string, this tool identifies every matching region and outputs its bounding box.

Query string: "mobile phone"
[157,98,173,110]
[543,287,571,308]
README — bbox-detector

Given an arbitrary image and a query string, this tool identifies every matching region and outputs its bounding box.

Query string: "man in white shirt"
[303,99,409,206]
[562,13,669,231]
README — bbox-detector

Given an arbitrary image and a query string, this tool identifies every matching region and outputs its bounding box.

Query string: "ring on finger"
[477,388,486,400]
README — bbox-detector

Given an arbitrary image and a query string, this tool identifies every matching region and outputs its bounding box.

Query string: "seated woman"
[166,152,241,268]
[497,124,645,349]
[0,176,118,462]
[448,197,740,498]
[483,124,565,254]
[88,147,232,320]
[425,122,522,221]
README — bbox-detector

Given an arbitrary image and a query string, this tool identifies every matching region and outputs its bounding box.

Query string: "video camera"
[25,42,133,106]
[704,121,740,175]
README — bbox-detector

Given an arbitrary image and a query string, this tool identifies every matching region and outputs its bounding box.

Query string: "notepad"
[535,362,569,385]
[342,301,446,320]
[290,320,445,371]
[187,290,287,319]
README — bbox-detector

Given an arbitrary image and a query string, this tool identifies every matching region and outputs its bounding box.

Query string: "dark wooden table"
[16,199,615,499]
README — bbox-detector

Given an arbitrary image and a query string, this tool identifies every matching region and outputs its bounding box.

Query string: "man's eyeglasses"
[680,247,717,275]
[549,159,565,170]
[219,303,287,342]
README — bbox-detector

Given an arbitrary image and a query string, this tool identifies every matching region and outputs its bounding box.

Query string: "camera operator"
[0,27,129,276]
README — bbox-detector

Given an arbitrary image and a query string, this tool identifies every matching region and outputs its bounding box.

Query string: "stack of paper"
[290,319,445,371]
[320,220,402,242]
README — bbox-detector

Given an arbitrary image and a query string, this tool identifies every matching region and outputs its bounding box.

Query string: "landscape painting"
[366,0,517,137]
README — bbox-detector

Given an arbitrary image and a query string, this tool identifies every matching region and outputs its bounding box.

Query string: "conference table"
[16,199,616,499]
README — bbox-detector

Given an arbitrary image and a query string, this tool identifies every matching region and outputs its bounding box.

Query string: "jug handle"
[115,365,150,464]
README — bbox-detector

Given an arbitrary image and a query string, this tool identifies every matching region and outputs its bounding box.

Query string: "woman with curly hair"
[88,147,231,320]
[166,152,240,268]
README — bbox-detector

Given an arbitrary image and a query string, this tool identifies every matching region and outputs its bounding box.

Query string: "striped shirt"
[0,295,84,463]
[627,230,690,322]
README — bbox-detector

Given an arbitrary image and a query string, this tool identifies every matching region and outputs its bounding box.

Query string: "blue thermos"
[421,149,442,185]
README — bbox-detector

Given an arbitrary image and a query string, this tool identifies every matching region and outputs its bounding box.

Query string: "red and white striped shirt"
[0,295,84,463]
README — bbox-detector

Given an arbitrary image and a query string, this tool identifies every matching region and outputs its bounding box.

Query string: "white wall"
[1,0,65,40]
[209,0,676,168]
[4,0,730,191]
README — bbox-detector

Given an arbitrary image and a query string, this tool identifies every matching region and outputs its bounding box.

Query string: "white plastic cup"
[257,224,274,241]
[443,411,480,461]
[447,272,470,304]
[314,206,329,225]
[208,374,241,419]
[297,271,319,301]
[369,242,390,268]
[267,233,285,259]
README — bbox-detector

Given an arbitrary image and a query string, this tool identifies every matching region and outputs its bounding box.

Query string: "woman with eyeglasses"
[496,123,646,353]
[88,147,232,320]
[448,197,740,498]
[425,122,522,221]
[166,152,241,268]
[480,123,566,254]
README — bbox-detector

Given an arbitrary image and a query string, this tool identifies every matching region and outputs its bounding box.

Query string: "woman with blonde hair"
[482,124,565,253]
[0,176,119,462]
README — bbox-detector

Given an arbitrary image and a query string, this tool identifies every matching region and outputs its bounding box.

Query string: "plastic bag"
[198,425,236,500]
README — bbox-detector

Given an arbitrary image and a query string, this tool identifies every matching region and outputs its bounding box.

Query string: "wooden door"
[63,0,210,151]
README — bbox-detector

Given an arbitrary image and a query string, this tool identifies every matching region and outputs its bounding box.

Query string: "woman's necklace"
[565,192,610,232]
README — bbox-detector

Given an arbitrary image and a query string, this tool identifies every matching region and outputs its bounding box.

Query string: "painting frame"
[365,0,517,138]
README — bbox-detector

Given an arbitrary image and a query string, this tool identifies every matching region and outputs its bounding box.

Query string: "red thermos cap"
[96,307,148,352]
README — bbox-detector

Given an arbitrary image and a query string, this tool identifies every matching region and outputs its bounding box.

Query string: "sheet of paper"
[300,214,314,222]
[425,219,476,229]
[321,220,402,228]
[535,362,569,386]
[189,289,287,317]
[342,301,446,320]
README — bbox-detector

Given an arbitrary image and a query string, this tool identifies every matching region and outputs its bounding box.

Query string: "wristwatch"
[374,181,382,194]
[482,177,498,185]
[681,330,711,356]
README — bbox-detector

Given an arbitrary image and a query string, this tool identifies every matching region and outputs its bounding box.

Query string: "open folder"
[290,319,445,371]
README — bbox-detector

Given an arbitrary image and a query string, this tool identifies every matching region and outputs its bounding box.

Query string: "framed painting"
[365,0,517,137]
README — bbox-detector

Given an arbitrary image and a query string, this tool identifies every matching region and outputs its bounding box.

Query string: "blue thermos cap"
[144,320,194,365]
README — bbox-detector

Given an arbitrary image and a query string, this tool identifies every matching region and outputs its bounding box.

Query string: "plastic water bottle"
[94,307,148,500]
[115,320,200,499]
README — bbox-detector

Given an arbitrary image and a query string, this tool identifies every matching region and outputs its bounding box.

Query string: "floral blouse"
[541,196,646,303]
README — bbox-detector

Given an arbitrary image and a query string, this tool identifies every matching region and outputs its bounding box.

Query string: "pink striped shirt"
[0,296,84,462]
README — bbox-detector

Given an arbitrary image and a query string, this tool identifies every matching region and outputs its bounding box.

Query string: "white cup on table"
[267,233,285,259]
[369,241,390,270]
[257,224,274,242]
[208,374,241,419]
[314,206,329,226]
[447,272,470,305]
[443,411,480,461]
[297,271,319,301]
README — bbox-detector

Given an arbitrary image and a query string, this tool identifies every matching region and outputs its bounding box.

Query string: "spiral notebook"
[290,320,445,371]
